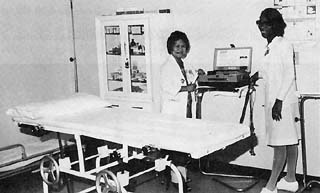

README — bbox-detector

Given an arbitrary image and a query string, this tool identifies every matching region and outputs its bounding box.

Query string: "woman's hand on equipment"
[272,99,283,121]
[187,84,197,92]
[197,69,205,76]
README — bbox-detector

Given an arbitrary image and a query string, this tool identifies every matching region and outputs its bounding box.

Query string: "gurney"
[0,135,70,179]
[6,93,250,193]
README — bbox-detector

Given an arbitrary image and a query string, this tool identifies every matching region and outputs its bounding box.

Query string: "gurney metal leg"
[57,133,65,158]
[74,134,85,173]
[57,132,74,193]
[169,163,184,193]
[42,174,49,193]
[198,158,260,192]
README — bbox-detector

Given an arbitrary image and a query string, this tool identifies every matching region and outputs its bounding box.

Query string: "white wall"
[1,0,319,176]
[0,0,74,146]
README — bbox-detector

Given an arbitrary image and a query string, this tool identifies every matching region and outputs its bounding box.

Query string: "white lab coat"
[259,37,298,105]
[258,36,300,146]
[160,55,197,118]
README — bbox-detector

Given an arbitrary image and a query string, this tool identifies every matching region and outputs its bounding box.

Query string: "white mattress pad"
[12,107,250,159]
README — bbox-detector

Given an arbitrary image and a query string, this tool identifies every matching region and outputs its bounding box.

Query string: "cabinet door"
[104,24,124,93]
[126,20,151,98]
[96,16,151,101]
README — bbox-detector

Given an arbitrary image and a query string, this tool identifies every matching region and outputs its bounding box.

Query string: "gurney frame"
[36,127,185,193]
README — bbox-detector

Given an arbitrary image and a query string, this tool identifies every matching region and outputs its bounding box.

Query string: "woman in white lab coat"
[256,8,300,193]
[160,31,199,118]
[160,31,203,191]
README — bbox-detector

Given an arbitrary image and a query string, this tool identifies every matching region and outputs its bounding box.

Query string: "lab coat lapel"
[169,56,187,86]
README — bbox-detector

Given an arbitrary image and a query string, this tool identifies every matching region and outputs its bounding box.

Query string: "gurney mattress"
[14,108,250,159]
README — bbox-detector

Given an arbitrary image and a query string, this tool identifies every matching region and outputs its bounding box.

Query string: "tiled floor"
[1,160,320,193]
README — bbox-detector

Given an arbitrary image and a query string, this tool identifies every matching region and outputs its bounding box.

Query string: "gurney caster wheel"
[40,155,60,186]
[96,170,121,193]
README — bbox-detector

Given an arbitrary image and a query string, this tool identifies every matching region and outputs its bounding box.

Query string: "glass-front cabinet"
[96,15,152,109]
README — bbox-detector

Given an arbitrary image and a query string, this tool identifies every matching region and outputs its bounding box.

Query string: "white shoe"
[277,177,299,192]
[260,187,278,193]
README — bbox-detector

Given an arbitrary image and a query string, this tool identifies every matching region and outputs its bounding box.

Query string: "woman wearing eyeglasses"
[256,8,300,193]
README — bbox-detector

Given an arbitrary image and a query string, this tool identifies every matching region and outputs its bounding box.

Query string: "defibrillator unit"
[198,47,253,89]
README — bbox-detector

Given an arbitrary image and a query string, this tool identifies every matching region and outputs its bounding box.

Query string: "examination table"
[6,93,251,193]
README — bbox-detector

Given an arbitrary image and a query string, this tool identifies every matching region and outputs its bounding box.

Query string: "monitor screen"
[213,47,252,71]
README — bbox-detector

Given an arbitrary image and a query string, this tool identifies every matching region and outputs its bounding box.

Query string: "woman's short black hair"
[166,31,190,54]
[260,8,287,36]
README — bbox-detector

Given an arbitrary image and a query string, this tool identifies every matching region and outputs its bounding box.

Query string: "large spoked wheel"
[96,170,121,193]
[40,155,60,185]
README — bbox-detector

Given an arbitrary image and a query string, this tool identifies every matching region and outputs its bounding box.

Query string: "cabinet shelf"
[131,53,145,56]
[106,53,121,56]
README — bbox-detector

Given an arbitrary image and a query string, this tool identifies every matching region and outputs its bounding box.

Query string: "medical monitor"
[213,47,252,72]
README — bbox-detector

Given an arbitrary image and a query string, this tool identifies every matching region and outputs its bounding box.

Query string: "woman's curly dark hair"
[260,8,287,36]
[166,31,190,54]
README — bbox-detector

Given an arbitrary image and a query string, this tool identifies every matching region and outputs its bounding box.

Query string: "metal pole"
[297,95,320,193]
[299,97,307,187]
[69,0,79,92]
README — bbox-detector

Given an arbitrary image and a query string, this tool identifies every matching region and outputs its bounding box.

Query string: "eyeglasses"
[256,20,272,26]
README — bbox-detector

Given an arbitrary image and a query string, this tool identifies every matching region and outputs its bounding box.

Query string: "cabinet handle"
[132,106,143,109]
[124,42,129,68]
[125,58,129,68]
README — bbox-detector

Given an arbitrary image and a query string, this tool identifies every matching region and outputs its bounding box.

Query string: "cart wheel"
[40,155,60,185]
[96,170,121,193]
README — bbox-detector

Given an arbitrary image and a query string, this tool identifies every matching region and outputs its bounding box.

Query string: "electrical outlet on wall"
[305,21,316,40]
